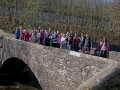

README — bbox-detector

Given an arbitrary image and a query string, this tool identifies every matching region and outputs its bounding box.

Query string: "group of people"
[15,26,109,58]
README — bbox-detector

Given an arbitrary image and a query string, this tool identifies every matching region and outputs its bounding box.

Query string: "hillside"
[0,0,120,46]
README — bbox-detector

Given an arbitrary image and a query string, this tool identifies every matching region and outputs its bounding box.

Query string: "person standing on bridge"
[79,32,86,53]
[45,32,50,46]
[73,33,79,52]
[99,37,109,58]
[19,26,23,40]
[83,34,93,54]
[20,27,25,40]
[51,32,58,47]
[15,27,20,39]
[60,34,67,49]
[25,30,31,42]
[57,34,62,48]
[38,26,41,33]
[31,30,36,43]
[67,33,73,50]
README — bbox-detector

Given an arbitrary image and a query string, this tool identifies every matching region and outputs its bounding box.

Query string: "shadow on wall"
[0,57,42,90]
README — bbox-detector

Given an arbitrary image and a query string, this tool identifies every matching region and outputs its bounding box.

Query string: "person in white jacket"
[60,34,67,49]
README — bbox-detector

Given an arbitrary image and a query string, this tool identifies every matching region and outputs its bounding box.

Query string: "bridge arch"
[0,57,42,90]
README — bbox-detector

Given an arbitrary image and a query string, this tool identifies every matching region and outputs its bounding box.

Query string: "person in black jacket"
[45,32,50,46]
[83,34,93,54]
[67,33,73,50]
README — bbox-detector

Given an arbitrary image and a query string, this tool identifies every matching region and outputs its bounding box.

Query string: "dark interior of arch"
[0,57,42,90]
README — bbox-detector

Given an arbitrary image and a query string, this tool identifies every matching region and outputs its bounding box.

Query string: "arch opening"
[0,57,42,90]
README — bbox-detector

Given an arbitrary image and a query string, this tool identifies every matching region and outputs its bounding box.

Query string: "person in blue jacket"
[15,27,20,39]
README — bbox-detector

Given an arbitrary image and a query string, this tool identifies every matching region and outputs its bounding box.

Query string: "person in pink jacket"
[99,37,109,58]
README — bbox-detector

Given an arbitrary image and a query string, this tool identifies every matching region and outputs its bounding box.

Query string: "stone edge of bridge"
[73,51,120,90]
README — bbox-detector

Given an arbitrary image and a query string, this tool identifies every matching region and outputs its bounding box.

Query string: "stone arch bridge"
[0,32,120,90]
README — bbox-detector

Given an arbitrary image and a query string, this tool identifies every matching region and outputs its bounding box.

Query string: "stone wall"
[109,51,120,62]
[40,47,107,90]
[97,70,120,90]
[0,34,120,90]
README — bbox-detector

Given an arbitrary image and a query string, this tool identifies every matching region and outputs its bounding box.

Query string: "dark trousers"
[79,44,84,52]
[40,39,43,45]
[52,43,58,47]
[57,43,60,48]
[74,45,79,52]
[84,47,90,52]
[16,37,20,39]
[99,50,107,58]
[45,42,50,46]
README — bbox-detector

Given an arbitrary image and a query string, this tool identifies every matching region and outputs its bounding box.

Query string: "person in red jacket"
[38,26,41,33]
[20,29,25,40]
[73,33,79,52]
[40,30,44,45]
[25,30,30,41]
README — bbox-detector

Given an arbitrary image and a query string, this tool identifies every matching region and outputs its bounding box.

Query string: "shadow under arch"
[0,57,42,90]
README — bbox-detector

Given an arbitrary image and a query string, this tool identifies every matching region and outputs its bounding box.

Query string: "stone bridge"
[0,31,120,90]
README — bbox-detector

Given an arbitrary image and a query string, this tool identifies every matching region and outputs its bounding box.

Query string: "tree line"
[0,0,120,46]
